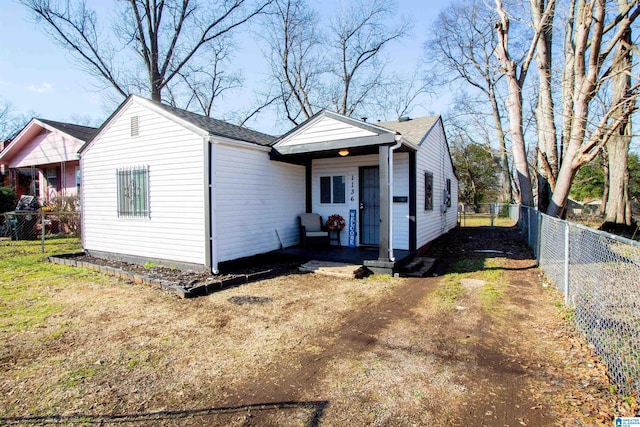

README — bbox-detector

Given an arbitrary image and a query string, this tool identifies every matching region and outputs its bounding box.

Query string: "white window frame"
[320,175,346,204]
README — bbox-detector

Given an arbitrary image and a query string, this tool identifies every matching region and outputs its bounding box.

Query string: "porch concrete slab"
[299,260,366,279]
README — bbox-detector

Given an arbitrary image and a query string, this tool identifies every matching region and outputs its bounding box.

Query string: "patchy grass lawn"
[0,239,403,425]
[1,231,637,426]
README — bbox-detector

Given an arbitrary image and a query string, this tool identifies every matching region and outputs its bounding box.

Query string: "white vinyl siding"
[82,100,207,266]
[278,116,377,146]
[213,142,305,262]
[311,152,409,250]
[416,120,458,249]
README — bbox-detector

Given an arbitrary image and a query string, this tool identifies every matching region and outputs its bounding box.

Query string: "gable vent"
[130,116,139,137]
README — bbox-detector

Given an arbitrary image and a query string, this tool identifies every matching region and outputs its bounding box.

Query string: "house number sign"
[350,174,355,201]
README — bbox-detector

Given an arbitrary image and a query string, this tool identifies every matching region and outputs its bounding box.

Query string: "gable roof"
[144,98,275,146]
[82,95,275,153]
[377,116,440,146]
[37,119,98,142]
[0,118,97,166]
[272,110,398,147]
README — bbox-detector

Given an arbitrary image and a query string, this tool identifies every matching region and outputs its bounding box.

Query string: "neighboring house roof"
[377,116,440,146]
[0,118,97,167]
[81,95,275,153]
[36,119,97,142]
[567,197,584,208]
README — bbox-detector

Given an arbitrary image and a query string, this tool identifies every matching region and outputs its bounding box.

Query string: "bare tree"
[372,69,431,120]
[21,0,272,104]
[548,0,640,217]
[172,41,243,117]
[493,0,557,207]
[329,0,409,117]
[0,99,31,142]
[260,0,324,125]
[429,0,513,202]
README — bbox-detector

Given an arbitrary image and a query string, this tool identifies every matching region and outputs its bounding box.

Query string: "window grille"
[116,166,149,218]
[424,172,433,210]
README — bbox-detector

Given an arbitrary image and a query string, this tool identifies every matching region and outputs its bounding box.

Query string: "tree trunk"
[505,74,534,207]
[488,87,513,203]
[532,0,558,213]
[602,150,609,213]
[604,0,633,225]
[559,0,576,164]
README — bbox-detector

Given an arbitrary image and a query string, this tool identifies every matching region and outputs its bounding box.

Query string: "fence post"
[564,221,570,306]
[536,210,542,261]
[41,211,45,254]
[527,207,531,246]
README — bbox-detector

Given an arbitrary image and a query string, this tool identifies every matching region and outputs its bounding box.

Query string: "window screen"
[320,176,331,204]
[332,175,345,203]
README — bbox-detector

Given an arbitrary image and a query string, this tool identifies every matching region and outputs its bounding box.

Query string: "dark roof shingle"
[37,118,98,142]
[146,99,276,146]
[377,116,440,146]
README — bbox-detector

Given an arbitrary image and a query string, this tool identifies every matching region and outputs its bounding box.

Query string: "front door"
[359,166,380,246]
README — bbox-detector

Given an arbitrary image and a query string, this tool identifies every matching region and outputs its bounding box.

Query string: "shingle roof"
[145,99,276,146]
[377,116,440,146]
[37,118,97,142]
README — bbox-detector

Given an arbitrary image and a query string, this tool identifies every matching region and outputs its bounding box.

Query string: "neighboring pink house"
[0,118,96,203]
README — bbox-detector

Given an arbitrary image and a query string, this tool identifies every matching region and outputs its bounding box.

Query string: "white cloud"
[27,82,53,93]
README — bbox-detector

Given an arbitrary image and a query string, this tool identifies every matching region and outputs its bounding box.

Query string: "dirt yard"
[0,227,637,426]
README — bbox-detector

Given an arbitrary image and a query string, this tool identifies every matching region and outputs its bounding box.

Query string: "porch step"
[299,260,368,279]
[401,257,436,277]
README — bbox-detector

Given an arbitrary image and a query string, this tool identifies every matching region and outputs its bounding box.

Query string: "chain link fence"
[0,211,81,253]
[457,203,519,227]
[516,205,640,397]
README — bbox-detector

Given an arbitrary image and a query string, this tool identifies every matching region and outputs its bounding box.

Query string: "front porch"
[271,110,421,275]
[277,245,414,274]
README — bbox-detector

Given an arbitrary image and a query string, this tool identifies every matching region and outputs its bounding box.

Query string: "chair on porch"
[299,213,330,248]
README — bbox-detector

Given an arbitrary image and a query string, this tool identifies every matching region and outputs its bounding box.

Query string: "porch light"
[338,149,349,157]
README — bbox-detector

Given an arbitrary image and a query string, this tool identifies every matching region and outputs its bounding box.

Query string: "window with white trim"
[320,175,346,204]
[116,166,149,218]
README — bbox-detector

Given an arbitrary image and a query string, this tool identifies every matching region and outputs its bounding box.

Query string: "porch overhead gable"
[272,110,398,156]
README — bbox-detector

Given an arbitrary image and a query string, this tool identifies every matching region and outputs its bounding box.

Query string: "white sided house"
[80,96,457,274]
[271,111,458,274]
[80,95,304,272]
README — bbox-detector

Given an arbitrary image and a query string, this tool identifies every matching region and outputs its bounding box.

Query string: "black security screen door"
[359,166,380,246]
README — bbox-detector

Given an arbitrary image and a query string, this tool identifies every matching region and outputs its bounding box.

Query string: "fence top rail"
[518,204,640,248]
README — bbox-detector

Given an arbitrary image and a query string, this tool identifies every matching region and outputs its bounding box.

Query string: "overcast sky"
[0,0,453,135]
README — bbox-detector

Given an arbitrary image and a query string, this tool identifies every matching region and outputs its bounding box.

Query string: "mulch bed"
[48,253,301,298]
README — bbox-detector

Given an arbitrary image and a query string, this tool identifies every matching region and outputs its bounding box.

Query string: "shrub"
[0,187,17,213]
[43,195,81,236]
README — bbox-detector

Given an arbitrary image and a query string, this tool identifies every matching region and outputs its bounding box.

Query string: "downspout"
[205,135,219,274]
[388,137,402,262]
